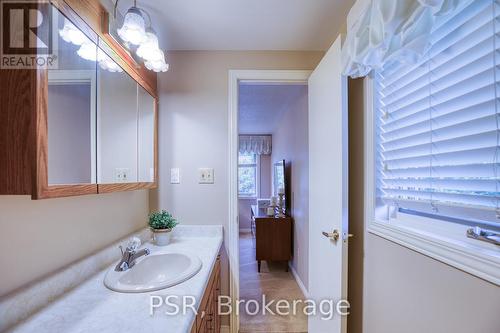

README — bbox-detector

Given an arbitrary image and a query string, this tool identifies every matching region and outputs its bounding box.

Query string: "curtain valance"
[341,0,471,78]
[239,135,272,155]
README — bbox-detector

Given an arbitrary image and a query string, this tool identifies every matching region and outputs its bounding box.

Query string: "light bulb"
[59,18,86,45]
[117,7,146,45]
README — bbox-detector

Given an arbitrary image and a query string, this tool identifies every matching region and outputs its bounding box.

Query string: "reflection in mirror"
[97,47,138,184]
[138,87,155,182]
[47,6,96,185]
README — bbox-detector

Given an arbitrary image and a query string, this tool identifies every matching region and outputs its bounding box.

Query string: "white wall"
[270,85,309,289]
[0,191,148,296]
[150,51,324,323]
[363,234,500,333]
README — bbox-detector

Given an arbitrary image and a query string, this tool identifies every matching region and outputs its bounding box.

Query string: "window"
[375,0,500,228]
[238,153,258,197]
[367,0,500,285]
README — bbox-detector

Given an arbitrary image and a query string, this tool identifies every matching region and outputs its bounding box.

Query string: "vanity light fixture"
[114,0,169,73]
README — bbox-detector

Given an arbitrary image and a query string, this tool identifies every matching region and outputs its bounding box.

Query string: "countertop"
[6,227,223,333]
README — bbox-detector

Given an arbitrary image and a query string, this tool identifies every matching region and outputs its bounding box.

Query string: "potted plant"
[148,210,178,246]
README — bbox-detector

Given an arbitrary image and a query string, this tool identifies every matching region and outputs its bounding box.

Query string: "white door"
[308,35,349,333]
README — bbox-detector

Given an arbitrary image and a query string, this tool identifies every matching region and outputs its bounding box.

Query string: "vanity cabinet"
[192,255,221,333]
[0,0,158,199]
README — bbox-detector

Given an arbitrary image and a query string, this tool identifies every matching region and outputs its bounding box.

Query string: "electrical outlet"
[170,168,180,184]
[114,168,130,182]
[198,168,214,184]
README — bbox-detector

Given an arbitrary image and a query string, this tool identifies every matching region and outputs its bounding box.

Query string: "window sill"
[368,215,500,286]
[238,196,257,200]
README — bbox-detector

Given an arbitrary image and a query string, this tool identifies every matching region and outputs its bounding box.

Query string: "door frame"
[227,69,311,333]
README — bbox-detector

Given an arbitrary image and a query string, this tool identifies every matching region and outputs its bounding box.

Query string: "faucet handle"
[126,237,142,252]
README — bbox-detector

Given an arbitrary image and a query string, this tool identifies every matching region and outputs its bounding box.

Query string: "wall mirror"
[47,7,97,185]
[97,45,138,184]
[137,86,155,182]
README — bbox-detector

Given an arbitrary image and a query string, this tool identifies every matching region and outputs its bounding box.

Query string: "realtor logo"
[1,0,57,68]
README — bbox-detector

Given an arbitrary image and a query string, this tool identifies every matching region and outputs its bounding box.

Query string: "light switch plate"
[198,168,214,184]
[170,168,180,184]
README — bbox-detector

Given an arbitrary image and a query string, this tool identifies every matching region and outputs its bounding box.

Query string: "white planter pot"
[152,229,172,246]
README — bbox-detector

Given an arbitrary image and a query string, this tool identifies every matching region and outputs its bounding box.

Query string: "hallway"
[239,232,308,333]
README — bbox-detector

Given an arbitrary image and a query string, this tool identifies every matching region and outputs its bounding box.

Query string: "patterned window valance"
[342,0,470,78]
[239,135,272,155]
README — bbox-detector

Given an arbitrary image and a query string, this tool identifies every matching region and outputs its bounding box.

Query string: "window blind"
[375,0,500,224]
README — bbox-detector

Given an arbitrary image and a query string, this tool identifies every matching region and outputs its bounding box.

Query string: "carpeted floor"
[239,231,308,333]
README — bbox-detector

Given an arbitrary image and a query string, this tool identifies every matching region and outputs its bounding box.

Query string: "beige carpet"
[239,232,308,333]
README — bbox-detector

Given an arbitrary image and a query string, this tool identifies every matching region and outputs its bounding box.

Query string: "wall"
[238,154,272,231]
[363,234,500,333]
[270,85,309,289]
[347,78,500,333]
[0,191,148,296]
[150,51,324,323]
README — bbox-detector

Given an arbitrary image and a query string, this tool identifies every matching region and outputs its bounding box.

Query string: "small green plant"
[148,210,178,230]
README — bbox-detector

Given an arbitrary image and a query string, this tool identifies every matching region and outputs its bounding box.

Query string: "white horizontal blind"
[375,0,500,224]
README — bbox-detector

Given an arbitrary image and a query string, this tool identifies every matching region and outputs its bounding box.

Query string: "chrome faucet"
[115,237,150,272]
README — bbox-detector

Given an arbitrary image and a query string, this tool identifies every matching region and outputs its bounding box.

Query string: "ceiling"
[118,0,355,51]
[238,84,307,135]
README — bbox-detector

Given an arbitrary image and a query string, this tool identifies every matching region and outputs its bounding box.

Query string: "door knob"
[322,229,340,241]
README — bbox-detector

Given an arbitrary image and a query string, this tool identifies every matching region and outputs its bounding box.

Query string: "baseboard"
[288,262,309,298]
[239,228,251,233]
[220,324,230,333]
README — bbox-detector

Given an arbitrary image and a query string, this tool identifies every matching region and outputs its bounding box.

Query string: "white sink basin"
[104,251,202,293]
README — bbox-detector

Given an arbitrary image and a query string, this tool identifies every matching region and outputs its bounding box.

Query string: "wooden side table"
[251,205,292,272]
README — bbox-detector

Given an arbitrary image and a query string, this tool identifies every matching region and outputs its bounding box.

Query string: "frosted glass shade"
[144,50,169,72]
[59,18,86,45]
[117,7,146,45]
[77,41,97,61]
[137,31,163,62]
[99,54,123,72]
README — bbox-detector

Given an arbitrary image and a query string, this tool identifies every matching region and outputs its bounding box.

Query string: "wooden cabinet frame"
[0,0,158,199]
[191,254,221,333]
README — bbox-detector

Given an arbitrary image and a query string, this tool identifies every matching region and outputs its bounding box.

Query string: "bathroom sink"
[104,251,202,293]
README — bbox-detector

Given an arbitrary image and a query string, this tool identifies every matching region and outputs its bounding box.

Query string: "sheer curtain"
[239,135,272,155]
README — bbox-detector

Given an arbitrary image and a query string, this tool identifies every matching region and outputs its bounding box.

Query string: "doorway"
[227,70,311,333]
[238,82,308,332]
[228,37,349,333]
